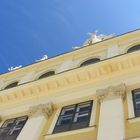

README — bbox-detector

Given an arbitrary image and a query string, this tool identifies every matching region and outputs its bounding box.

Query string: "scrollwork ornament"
[28,102,54,119]
[97,83,126,103]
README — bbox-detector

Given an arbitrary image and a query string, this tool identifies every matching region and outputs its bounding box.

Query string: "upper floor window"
[53,100,93,133]
[38,71,55,79]
[127,45,140,53]
[4,81,18,90]
[80,58,100,67]
[0,116,28,140]
[132,89,140,117]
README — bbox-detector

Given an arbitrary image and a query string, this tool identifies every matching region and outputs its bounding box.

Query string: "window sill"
[44,126,96,140]
[124,136,140,140]
[127,117,140,123]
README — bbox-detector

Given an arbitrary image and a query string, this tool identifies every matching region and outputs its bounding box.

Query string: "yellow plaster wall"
[0,30,140,139]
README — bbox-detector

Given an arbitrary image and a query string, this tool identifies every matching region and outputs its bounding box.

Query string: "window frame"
[53,100,93,134]
[79,58,100,67]
[132,89,140,117]
[4,81,18,90]
[0,116,28,140]
[38,71,55,80]
[127,45,140,53]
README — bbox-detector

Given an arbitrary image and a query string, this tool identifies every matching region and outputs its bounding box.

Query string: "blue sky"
[0,0,139,73]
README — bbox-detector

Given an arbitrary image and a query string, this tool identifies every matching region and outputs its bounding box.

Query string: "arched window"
[38,71,55,79]
[4,81,18,89]
[80,58,100,67]
[127,45,140,53]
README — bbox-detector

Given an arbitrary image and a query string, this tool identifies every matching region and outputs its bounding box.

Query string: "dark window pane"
[135,109,140,117]
[4,82,18,89]
[61,106,75,115]
[71,121,89,130]
[127,45,140,53]
[0,116,28,140]
[8,126,22,136]
[134,92,140,99]
[2,119,15,128]
[57,115,73,126]
[80,58,100,67]
[4,135,17,140]
[74,112,89,122]
[136,102,140,109]
[53,101,93,134]
[0,128,9,136]
[38,71,55,79]
[64,110,74,115]
[53,125,70,133]
[15,117,27,126]
[77,106,90,112]
[60,118,72,125]
[76,115,89,122]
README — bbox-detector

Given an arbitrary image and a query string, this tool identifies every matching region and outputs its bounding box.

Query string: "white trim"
[0,120,4,127]
[45,126,95,139]
[128,117,140,123]
[127,91,135,118]
[47,108,61,134]
[107,45,119,58]
[89,100,96,126]
[47,100,95,134]
[125,137,140,140]
[97,98,125,140]
[17,115,47,140]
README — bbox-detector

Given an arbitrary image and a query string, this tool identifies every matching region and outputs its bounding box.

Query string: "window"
[0,116,28,140]
[4,82,18,90]
[38,71,55,79]
[53,101,93,133]
[127,45,140,53]
[80,58,100,67]
[133,89,140,117]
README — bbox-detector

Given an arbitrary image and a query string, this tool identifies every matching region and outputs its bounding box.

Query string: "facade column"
[17,102,54,140]
[97,83,126,140]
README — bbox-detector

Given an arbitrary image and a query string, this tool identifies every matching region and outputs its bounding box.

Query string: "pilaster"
[97,83,126,103]
[17,102,54,140]
[28,102,54,119]
[97,83,126,140]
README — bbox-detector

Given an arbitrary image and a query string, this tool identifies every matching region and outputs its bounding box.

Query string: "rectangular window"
[0,116,28,140]
[133,89,140,117]
[53,101,93,133]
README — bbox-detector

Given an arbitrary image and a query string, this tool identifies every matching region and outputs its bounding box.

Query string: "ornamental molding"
[97,83,126,103]
[0,52,140,106]
[28,102,54,119]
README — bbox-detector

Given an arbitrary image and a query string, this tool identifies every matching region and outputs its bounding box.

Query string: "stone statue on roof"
[83,30,115,46]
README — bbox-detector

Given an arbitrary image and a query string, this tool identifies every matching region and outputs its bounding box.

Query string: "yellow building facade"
[0,29,140,140]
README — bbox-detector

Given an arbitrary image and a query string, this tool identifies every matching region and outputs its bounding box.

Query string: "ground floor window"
[132,89,140,117]
[53,100,93,133]
[0,116,28,140]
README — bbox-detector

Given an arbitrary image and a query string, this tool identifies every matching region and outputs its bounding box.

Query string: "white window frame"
[127,91,135,119]
[47,108,62,134]
[47,100,96,134]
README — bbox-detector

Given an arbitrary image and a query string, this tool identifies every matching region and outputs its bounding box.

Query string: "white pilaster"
[17,102,54,140]
[47,108,61,134]
[19,71,36,84]
[97,84,126,140]
[56,59,73,73]
[89,100,97,126]
[127,92,135,118]
[17,115,46,140]
[107,45,119,58]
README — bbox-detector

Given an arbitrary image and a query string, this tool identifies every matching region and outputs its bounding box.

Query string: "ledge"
[0,51,140,107]
[124,136,140,140]
[44,126,96,140]
[127,117,140,123]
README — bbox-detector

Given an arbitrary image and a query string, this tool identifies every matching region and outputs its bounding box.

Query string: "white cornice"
[0,51,140,107]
